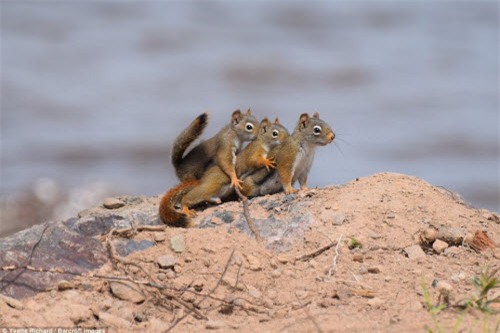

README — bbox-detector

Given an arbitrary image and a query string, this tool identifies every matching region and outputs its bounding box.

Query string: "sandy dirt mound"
[1,173,499,332]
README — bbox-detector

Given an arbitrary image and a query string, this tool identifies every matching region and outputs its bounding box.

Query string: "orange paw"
[263,158,276,171]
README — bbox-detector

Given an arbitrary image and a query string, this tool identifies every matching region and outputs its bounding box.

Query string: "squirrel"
[159,118,289,227]
[171,109,259,188]
[240,112,334,197]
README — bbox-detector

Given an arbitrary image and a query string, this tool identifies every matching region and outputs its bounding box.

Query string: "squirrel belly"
[159,180,199,228]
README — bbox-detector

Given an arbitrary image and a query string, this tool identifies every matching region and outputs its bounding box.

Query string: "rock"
[422,228,437,243]
[368,266,381,274]
[206,319,225,330]
[98,312,130,329]
[170,234,185,253]
[359,265,368,274]
[157,273,166,281]
[276,254,289,264]
[404,245,426,260]
[271,269,281,278]
[166,270,176,279]
[57,280,76,291]
[69,304,93,324]
[332,212,346,225]
[110,280,146,304]
[0,293,24,309]
[157,255,177,269]
[444,246,461,256]
[154,232,166,242]
[432,239,449,254]
[493,248,500,260]
[103,197,125,209]
[246,254,262,271]
[437,226,464,245]
[248,286,262,299]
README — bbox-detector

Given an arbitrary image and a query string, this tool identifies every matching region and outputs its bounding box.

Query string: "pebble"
[248,286,262,299]
[157,273,166,281]
[170,234,185,253]
[359,265,368,275]
[154,232,166,242]
[436,281,453,295]
[368,266,381,274]
[110,281,146,304]
[157,255,177,269]
[422,228,437,243]
[444,246,461,256]
[166,270,176,279]
[276,253,289,264]
[246,254,262,271]
[432,239,449,254]
[367,297,385,307]
[267,290,278,299]
[206,320,225,330]
[352,253,364,262]
[57,280,75,291]
[103,197,125,209]
[69,305,93,324]
[271,269,282,278]
[404,245,426,260]
[332,212,346,226]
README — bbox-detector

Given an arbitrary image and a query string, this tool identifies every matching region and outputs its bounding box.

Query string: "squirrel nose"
[328,132,335,141]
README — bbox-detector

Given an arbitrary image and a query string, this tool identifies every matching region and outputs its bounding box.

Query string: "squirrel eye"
[313,125,322,135]
[272,130,279,137]
[245,123,254,132]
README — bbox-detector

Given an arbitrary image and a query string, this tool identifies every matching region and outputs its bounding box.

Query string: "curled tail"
[171,113,209,170]
[159,180,198,227]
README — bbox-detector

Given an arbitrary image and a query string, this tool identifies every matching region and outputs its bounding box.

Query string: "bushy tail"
[159,180,198,227]
[171,113,208,170]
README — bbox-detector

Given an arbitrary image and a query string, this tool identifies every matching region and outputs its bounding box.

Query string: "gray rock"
[432,239,449,254]
[332,213,346,226]
[170,234,185,253]
[157,255,177,269]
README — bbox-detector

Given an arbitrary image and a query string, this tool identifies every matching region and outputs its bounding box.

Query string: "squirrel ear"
[260,118,270,133]
[245,108,252,115]
[274,118,281,125]
[312,112,320,118]
[299,113,309,129]
[232,109,243,125]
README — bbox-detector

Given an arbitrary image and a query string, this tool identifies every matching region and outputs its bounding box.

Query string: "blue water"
[1,2,498,211]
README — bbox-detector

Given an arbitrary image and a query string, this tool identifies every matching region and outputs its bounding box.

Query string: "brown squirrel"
[159,118,289,227]
[172,109,259,188]
[241,112,334,197]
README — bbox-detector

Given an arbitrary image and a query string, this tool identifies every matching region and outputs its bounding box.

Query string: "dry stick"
[234,187,262,242]
[0,224,49,291]
[164,248,237,333]
[295,240,339,262]
[327,234,343,277]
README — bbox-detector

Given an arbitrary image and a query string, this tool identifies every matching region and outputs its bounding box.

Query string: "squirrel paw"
[181,205,197,218]
[284,186,299,194]
[263,158,276,171]
[230,176,243,190]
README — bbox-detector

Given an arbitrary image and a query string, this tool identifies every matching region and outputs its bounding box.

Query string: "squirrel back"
[173,110,259,182]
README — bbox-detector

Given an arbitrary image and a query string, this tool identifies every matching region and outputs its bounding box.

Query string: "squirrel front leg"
[298,173,308,191]
[217,146,242,189]
[277,163,298,194]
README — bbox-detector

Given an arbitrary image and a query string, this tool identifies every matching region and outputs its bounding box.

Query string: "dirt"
[1,173,499,332]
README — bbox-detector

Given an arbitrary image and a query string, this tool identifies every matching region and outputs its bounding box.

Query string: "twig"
[327,235,343,277]
[0,224,49,291]
[295,241,339,262]
[164,248,237,333]
[234,187,262,242]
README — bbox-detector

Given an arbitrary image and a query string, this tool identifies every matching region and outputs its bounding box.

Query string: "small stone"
[493,248,500,260]
[99,312,130,329]
[57,280,75,291]
[157,273,166,281]
[444,246,461,256]
[386,213,396,219]
[422,228,437,243]
[173,265,182,273]
[368,266,381,274]
[246,254,262,271]
[352,253,364,262]
[368,231,382,240]
[206,319,225,330]
[432,239,449,254]
[263,298,274,309]
[267,290,278,299]
[157,255,177,269]
[333,212,346,225]
[170,234,185,253]
[384,276,392,282]
[103,197,125,209]
[166,270,176,279]
[404,245,426,260]
[274,309,288,318]
[154,232,166,242]
[248,285,262,299]
[110,280,146,304]
[359,265,368,275]
[271,269,281,278]
[134,312,145,322]
[69,305,93,324]
[276,253,289,264]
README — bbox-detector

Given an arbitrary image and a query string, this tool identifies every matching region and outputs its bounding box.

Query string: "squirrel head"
[294,112,335,146]
[231,109,259,142]
[257,117,290,150]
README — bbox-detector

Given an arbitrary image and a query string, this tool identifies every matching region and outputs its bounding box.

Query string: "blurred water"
[1,2,499,212]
